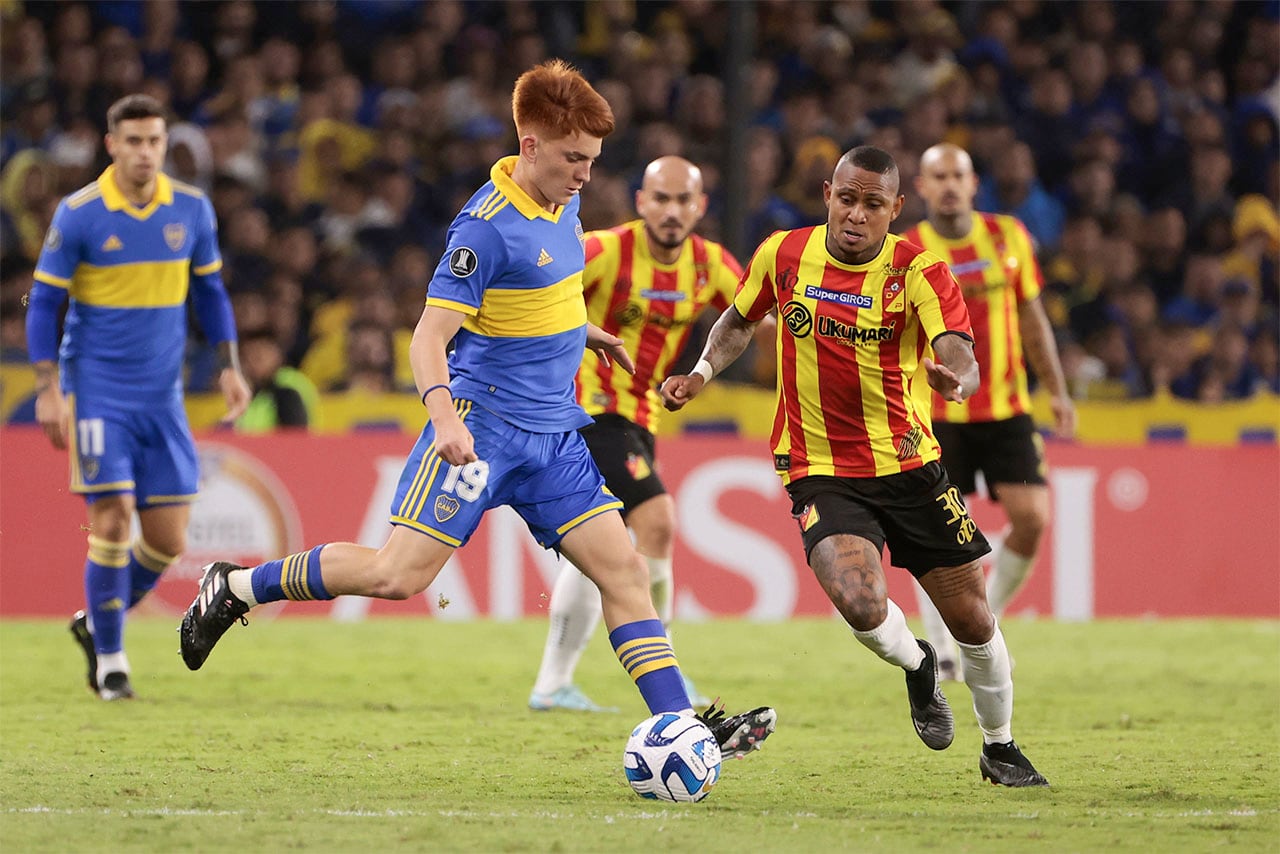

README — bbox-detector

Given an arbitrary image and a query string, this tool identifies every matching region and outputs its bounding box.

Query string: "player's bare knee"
[145,532,186,559]
[366,572,418,601]
[949,605,996,645]
[591,554,648,600]
[831,588,888,631]
[361,556,423,601]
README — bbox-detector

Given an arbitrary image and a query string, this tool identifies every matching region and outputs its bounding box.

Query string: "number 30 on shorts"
[441,460,490,501]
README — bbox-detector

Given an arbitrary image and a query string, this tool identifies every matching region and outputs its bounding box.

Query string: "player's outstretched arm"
[660,306,759,411]
[924,333,980,403]
[586,322,634,375]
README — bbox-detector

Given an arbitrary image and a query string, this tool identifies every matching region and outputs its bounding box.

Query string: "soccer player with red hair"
[180,61,774,758]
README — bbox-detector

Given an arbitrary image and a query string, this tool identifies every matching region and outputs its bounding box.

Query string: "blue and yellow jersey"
[33,166,223,406]
[427,155,591,433]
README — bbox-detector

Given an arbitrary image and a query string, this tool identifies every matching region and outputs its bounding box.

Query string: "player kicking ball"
[179,60,776,761]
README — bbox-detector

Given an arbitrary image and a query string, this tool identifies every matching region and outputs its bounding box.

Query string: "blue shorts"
[68,393,199,507]
[390,399,622,549]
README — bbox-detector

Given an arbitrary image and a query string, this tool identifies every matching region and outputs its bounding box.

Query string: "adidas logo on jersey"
[537,248,553,267]
[102,235,123,251]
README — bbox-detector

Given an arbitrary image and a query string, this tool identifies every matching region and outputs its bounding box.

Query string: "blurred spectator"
[1140,207,1190,305]
[743,126,804,249]
[1081,317,1148,400]
[1042,214,1106,330]
[0,149,58,263]
[1172,324,1264,402]
[1165,253,1228,330]
[890,8,963,109]
[165,122,213,191]
[1016,67,1077,193]
[975,140,1064,250]
[1221,194,1280,309]
[1,78,58,167]
[333,318,400,394]
[235,327,317,432]
[0,258,33,361]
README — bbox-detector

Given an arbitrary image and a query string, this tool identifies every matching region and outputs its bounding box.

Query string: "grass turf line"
[1,617,1277,852]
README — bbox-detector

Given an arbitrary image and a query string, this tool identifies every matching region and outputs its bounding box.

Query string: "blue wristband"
[421,384,451,406]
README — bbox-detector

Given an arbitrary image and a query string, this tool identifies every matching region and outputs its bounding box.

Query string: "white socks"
[97,650,129,684]
[531,559,602,696]
[851,599,925,670]
[986,547,1034,616]
[957,625,1014,744]
[913,580,959,664]
[228,569,259,608]
[646,555,673,625]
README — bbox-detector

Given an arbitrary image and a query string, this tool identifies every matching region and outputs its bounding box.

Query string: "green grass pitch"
[1,616,1276,852]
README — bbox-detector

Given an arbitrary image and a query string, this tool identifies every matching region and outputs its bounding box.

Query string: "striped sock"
[127,538,177,608]
[85,536,130,655]
[249,545,333,603]
[608,618,691,714]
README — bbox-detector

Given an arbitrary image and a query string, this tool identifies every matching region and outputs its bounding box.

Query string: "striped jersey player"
[661,145,1050,787]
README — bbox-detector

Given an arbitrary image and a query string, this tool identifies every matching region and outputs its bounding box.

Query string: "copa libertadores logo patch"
[449,246,478,277]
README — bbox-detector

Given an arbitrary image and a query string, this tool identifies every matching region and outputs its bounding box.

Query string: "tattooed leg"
[809,533,889,631]
[918,561,993,645]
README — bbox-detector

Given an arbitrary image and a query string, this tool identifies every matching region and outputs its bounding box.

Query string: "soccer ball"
[623,712,722,802]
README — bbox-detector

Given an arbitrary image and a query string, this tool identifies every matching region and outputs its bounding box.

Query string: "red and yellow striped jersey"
[735,226,973,482]
[578,220,742,432]
[902,212,1042,423]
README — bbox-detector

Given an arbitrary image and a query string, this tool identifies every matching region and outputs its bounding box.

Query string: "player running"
[28,94,250,700]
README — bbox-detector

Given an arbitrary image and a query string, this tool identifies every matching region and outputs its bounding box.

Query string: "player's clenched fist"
[659,373,705,411]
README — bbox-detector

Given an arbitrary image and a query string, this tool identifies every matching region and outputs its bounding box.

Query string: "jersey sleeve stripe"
[34,270,71,287]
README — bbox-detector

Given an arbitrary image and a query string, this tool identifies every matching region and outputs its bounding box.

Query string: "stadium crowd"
[1,0,1277,423]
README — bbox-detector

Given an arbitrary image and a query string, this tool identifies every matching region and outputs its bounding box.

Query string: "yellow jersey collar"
[98,165,174,220]
[490,156,564,223]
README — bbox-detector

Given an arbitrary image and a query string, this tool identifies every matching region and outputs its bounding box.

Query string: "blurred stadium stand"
[1,0,1276,437]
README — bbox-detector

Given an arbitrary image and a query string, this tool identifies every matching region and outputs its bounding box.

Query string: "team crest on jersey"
[625,453,652,481]
[799,503,820,531]
[449,246,478,277]
[434,495,460,523]
[781,301,813,337]
[44,226,61,251]
[883,279,906,313]
[81,455,100,480]
[164,223,186,251]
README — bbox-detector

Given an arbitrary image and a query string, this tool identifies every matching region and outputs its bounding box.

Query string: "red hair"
[512,59,615,140]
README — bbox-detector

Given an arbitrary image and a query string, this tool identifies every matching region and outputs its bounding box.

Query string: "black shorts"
[932,414,1047,496]
[785,461,991,578]
[579,414,666,515]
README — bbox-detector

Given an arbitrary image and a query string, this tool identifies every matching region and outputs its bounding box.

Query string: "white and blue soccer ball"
[623,712,722,802]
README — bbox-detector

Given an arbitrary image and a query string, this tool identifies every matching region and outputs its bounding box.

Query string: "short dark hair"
[839,145,898,177]
[106,94,168,133]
